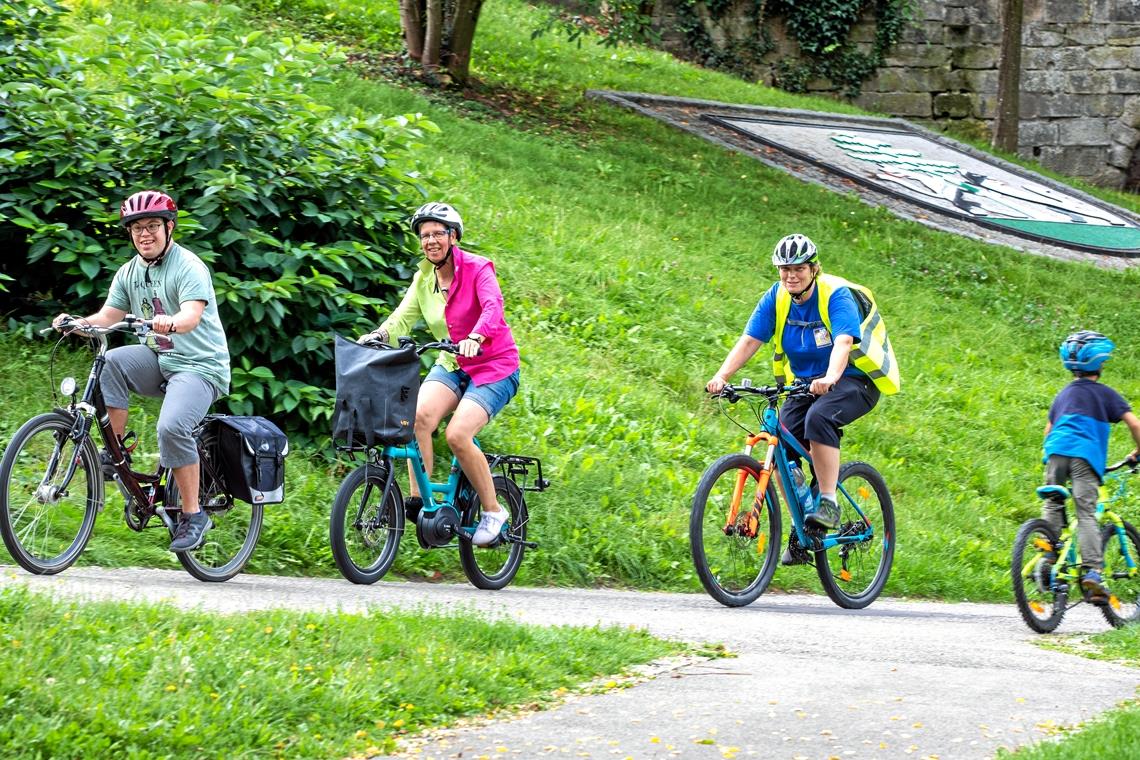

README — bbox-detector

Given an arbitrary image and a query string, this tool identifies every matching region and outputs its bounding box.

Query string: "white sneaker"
[471,509,507,546]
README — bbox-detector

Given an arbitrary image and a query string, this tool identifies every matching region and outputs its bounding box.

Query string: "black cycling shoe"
[169,511,213,553]
[804,496,840,531]
[403,496,423,527]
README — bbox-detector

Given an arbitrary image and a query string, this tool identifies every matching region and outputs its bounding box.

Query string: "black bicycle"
[0,316,262,582]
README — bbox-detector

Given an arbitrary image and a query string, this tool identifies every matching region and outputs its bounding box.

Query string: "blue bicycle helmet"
[1059,330,1115,372]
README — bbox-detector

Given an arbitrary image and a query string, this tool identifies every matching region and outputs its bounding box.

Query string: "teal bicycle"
[328,339,548,590]
[691,380,895,609]
[1012,458,1140,632]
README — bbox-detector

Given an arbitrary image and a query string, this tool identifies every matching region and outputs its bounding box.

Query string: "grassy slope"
[14,0,1140,602]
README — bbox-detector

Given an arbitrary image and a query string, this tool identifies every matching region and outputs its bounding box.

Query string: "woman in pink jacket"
[359,203,520,546]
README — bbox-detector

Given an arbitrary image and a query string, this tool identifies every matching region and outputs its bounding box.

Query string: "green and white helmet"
[772,233,818,266]
[411,202,464,241]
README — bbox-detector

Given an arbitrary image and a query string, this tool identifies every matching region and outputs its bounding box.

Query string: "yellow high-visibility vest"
[772,273,900,395]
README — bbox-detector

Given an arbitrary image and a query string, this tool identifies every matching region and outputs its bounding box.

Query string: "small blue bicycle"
[328,339,548,590]
[691,380,895,609]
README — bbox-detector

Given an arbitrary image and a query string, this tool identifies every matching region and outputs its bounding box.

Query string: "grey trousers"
[100,344,218,469]
[1042,454,1102,568]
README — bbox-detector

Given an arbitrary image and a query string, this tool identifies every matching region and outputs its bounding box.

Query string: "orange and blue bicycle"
[690,380,895,609]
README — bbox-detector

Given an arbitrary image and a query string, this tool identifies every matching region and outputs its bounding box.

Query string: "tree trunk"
[399,0,424,61]
[423,0,443,77]
[447,0,485,85]
[992,0,1023,153]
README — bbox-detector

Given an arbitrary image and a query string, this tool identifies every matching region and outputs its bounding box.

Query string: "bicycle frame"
[52,321,172,530]
[1036,470,1140,589]
[734,391,877,552]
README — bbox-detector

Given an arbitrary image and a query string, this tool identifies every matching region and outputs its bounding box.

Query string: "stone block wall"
[650,0,1140,189]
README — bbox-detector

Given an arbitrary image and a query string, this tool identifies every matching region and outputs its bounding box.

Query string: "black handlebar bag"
[331,334,421,448]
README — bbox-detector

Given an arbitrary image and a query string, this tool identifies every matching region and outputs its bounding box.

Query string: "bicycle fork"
[725,434,777,550]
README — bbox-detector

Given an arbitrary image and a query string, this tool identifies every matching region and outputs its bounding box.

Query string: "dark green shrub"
[0,0,437,437]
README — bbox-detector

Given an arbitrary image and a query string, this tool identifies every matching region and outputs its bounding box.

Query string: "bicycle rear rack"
[486,453,550,493]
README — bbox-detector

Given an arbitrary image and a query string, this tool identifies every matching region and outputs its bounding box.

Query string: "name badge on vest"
[813,327,832,348]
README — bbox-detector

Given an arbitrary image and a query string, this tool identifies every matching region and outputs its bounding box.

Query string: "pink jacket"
[446,247,520,385]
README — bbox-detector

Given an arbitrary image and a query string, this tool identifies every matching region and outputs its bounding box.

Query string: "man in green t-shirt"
[52,191,231,552]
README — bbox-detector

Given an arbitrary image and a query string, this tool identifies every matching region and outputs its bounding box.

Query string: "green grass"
[0,584,679,758]
[12,0,1138,604]
[998,626,1140,759]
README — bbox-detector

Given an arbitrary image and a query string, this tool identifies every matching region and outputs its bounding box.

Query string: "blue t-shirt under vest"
[1044,378,1131,478]
[745,282,864,380]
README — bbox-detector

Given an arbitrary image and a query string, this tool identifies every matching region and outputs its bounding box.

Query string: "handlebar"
[711,380,815,404]
[42,315,155,338]
[1106,457,1140,474]
[359,336,478,357]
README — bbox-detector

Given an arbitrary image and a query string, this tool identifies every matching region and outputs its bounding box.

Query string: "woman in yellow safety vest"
[707,233,896,562]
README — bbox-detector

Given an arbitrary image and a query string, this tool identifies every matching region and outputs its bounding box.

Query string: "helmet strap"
[134,226,174,266]
[430,245,453,270]
[789,269,818,303]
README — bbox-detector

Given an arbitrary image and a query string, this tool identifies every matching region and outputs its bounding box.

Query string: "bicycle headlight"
[60,377,77,397]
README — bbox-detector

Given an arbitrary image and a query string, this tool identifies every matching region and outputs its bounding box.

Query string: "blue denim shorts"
[425,365,520,419]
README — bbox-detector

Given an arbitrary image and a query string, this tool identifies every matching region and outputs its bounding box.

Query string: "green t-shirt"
[106,243,231,394]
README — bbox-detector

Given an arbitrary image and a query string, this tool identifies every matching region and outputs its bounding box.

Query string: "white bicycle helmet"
[772,233,818,266]
[410,202,464,241]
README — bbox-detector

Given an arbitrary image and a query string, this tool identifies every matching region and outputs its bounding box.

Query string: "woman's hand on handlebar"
[357,328,389,346]
[706,374,728,395]
[456,337,482,358]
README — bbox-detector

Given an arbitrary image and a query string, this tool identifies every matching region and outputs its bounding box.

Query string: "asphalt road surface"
[4,566,1137,759]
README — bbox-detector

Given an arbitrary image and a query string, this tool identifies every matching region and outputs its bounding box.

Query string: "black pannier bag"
[215,416,289,504]
[331,333,420,448]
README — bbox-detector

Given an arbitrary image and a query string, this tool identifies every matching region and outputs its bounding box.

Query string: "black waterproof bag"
[214,415,289,504]
[331,334,420,448]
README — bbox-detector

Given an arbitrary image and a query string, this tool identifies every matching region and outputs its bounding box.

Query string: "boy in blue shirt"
[1042,330,1140,603]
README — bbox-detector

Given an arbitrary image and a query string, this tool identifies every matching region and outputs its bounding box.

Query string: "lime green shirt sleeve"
[378,270,425,341]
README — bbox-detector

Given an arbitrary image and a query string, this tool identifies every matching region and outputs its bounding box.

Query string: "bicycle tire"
[1011,518,1067,633]
[168,471,264,583]
[814,461,895,609]
[458,475,527,590]
[1099,520,1140,628]
[0,412,102,574]
[689,453,781,607]
[329,462,404,585]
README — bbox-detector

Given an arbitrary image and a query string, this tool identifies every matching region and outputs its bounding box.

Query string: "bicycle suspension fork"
[725,433,778,534]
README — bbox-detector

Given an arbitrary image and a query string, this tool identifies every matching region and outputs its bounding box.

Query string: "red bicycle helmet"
[119,191,177,227]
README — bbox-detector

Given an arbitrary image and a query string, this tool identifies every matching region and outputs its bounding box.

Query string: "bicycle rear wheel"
[815,461,894,609]
[689,454,781,607]
[0,413,102,574]
[458,475,527,590]
[1011,518,1067,633]
[329,462,404,585]
[167,466,263,583]
[1099,520,1140,628]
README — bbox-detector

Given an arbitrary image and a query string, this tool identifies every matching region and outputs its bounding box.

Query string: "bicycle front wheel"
[689,454,781,607]
[0,413,102,574]
[167,474,264,583]
[1011,518,1066,633]
[1099,520,1140,628]
[815,461,895,609]
[459,475,527,590]
[329,462,404,585]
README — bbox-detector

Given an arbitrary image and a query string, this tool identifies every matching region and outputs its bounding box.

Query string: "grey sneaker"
[169,510,213,553]
[804,495,840,531]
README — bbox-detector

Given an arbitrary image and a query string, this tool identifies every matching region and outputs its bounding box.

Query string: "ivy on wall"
[675,0,913,97]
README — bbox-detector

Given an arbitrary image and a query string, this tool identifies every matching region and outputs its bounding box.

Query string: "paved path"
[3,566,1137,759]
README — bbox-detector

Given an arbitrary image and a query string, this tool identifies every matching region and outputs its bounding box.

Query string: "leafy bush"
[0,0,437,436]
